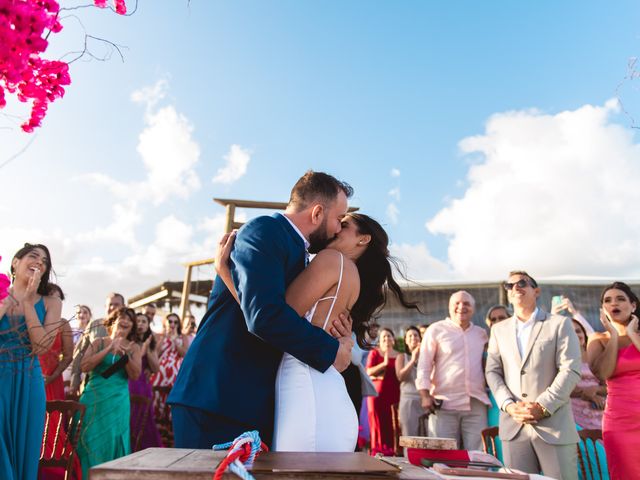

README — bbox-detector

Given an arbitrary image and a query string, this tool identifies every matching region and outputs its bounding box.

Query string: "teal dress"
[0,298,47,480]
[76,344,131,478]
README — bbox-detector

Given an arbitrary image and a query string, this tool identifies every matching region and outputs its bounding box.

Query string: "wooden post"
[225,204,236,234]
[499,282,507,306]
[179,264,192,321]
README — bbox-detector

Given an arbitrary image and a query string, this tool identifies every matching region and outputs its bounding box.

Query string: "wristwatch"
[539,403,551,418]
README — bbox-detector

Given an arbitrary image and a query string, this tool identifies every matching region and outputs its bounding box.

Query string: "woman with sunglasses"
[1,243,62,480]
[150,313,187,422]
[484,304,510,462]
[588,282,640,480]
[76,306,142,479]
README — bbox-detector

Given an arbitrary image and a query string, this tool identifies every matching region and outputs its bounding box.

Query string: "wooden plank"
[89,449,439,480]
[399,436,458,450]
[91,447,193,469]
[252,452,398,474]
[170,449,228,470]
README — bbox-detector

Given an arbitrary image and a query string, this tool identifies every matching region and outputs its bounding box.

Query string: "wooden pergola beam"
[178,198,359,320]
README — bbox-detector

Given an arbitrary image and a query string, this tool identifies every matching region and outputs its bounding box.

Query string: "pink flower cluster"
[94,0,127,15]
[0,256,10,302]
[0,0,126,132]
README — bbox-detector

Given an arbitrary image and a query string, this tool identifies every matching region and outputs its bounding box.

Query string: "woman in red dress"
[38,284,78,480]
[366,327,400,456]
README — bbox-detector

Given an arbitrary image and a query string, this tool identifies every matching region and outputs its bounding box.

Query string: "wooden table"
[89,448,439,480]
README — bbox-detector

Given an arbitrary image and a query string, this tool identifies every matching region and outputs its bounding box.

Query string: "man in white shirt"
[416,290,490,450]
[485,271,581,480]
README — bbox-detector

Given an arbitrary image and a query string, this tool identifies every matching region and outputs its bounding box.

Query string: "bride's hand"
[215,230,237,275]
[329,312,352,339]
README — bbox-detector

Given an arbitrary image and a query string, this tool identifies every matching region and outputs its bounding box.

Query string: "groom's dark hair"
[288,170,353,212]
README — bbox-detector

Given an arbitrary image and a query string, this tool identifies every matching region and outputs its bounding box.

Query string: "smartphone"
[552,295,568,315]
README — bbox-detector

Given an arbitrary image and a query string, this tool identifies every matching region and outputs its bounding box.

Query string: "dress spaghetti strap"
[321,253,344,331]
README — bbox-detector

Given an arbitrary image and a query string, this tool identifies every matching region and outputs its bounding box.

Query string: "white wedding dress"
[272,253,358,452]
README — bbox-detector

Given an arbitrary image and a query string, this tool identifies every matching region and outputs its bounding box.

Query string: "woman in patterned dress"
[150,313,187,422]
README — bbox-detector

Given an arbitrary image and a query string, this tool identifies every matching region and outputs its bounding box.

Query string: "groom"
[169,170,355,448]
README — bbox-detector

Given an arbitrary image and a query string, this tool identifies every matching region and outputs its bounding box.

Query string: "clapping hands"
[410,344,420,363]
[110,337,129,356]
[600,309,619,339]
[626,315,640,342]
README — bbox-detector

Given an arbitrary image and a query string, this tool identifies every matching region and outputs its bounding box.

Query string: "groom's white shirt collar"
[280,213,310,251]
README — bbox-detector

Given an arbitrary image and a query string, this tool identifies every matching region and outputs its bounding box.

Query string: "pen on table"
[375,454,402,470]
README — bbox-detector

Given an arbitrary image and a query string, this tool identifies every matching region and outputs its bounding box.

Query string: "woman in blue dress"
[0,243,62,480]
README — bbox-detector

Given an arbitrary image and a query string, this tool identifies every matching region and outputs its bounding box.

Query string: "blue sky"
[2,0,640,316]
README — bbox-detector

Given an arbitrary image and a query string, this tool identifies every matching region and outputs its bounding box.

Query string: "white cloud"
[388,187,401,202]
[390,168,401,177]
[427,99,640,279]
[82,79,201,206]
[212,144,251,184]
[390,242,452,282]
[386,202,399,225]
[131,78,169,112]
[137,105,201,204]
[73,201,142,248]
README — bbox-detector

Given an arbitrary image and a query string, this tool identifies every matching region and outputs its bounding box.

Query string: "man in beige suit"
[485,271,581,480]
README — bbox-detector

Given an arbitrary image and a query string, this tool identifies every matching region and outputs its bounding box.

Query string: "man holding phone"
[486,271,581,480]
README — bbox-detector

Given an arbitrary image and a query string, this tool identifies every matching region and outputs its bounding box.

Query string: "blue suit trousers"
[172,404,259,449]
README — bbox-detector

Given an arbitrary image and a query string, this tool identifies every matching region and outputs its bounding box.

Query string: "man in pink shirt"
[416,290,490,450]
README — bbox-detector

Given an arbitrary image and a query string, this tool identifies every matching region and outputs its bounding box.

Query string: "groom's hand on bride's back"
[328,312,352,338]
[333,335,354,372]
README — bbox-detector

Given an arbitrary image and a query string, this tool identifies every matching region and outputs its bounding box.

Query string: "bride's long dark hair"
[347,213,421,348]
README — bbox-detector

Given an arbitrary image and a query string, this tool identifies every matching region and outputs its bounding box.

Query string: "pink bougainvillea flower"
[0,0,127,132]
[0,256,10,302]
[115,0,127,14]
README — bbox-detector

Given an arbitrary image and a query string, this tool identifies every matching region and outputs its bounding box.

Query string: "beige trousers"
[427,397,487,451]
[502,423,578,480]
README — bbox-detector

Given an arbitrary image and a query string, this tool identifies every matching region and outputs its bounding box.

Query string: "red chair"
[39,400,86,480]
[481,426,499,457]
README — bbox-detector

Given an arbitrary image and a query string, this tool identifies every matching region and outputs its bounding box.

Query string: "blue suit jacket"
[168,213,339,439]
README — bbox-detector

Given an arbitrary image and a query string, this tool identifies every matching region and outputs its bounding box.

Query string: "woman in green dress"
[76,306,141,478]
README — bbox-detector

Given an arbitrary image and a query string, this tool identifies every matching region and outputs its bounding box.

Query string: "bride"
[216,212,418,451]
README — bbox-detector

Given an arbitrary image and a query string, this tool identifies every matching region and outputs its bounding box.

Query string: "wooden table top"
[89,448,439,480]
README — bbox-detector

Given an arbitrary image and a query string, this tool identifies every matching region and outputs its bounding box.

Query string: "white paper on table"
[429,468,558,480]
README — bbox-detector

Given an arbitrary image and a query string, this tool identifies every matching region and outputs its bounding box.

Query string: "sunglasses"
[503,279,533,291]
[489,315,509,323]
[167,320,179,325]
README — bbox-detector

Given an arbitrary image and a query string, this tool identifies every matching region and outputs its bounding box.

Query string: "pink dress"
[603,344,640,480]
[571,362,604,430]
